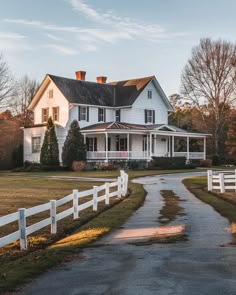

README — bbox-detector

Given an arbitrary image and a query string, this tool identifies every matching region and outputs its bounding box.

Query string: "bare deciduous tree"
[181,38,236,156]
[11,75,39,125]
[0,54,14,110]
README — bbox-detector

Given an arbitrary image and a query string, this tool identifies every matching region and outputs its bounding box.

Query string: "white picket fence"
[0,171,128,250]
[207,170,236,193]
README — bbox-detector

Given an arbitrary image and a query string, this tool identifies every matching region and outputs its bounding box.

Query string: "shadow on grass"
[0,183,145,294]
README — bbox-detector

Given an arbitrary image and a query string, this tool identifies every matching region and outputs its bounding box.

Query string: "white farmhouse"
[24,71,207,163]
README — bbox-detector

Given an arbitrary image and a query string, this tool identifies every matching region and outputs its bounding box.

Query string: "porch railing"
[87,151,205,160]
[87,151,150,160]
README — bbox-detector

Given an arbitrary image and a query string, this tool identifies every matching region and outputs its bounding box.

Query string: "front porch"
[81,122,207,162]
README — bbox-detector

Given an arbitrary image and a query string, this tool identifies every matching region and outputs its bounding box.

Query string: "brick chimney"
[96,76,107,84]
[75,71,86,81]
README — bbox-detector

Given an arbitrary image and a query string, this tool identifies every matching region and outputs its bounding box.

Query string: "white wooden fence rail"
[207,170,236,193]
[0,171,128,250]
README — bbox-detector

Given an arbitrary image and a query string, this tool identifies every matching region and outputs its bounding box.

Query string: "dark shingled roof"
[48,74,154,107]
[49,75,115,107]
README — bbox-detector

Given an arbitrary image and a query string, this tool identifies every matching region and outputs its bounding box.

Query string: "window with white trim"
[115,109,120,122]
[52,107,59,122]
[86,137,97,151]
[143,135,147,151]
[98,108,106,122]
[42,108,49,123]
[79,106,88,121]
[145,109,155,123]
[147,90,152,99]
[32,136,41,153]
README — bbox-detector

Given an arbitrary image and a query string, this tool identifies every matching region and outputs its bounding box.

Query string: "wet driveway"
[18,172,236,295]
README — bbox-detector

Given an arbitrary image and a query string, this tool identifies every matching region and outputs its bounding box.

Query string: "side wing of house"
[121,78,173,125]
[24,75,70,163]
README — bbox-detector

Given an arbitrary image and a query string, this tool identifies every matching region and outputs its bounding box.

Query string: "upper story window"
[147,90,152,99]
[144,109,155,124]
[32,136,41,153]
[78,106,89,121]
[48,89,53,99]
[115,109,120,122]
[52,107,59,122]
[42,108,49,123]
[98,108,106,122]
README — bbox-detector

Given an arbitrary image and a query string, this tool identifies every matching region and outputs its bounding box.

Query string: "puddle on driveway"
[158,190,185,225]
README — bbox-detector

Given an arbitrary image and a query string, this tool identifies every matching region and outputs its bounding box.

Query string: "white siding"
[121,81,168,125]
[69,106,115,128]
[23,127,46,162]
[34,81,69,127]
[24,126,68,163]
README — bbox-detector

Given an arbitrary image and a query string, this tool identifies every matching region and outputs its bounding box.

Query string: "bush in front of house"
[12,144,23,168]
[150,156,195,169]
[40,117,60,168]
[62,120,86,169]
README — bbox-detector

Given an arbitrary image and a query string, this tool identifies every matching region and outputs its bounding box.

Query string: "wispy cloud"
[0,30,31,51]
[3,1,187,55]
[42,44,78,55]
[44,33,66,42]
[0,32,27,39]
[69,0,169,42]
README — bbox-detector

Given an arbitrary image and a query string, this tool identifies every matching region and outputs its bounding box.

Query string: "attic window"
[147,90,152,99]
[48,89,53,99]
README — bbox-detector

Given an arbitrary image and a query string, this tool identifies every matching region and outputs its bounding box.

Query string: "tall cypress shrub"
[40,117,59,167]
[62,120,86,168]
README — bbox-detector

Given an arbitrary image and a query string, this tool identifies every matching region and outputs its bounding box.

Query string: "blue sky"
[1,0,236,96]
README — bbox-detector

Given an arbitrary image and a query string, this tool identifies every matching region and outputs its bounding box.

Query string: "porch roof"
[81,122,209,137]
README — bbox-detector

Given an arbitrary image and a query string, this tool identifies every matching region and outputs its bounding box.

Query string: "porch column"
[172,136,175,157]
[154,134,157,156]
[127,133,130,160]
[187,136,190,160]
[105,132,108,162]
[168,137,171,157]
[149,133,152,160]
[83,133,86,144]
[204,137,206,160]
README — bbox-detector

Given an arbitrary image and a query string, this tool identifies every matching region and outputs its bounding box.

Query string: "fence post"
[105,182,110,205]
[93,186,98,211]
[120,170,126,196]
[207,170,213,191]
[18,208,27,250]
[73,189,79,219]
[50,200,57,234]
[235,170,236,193]
[219,173,225,193]
[125,173,129,195]
[118,177,122,198]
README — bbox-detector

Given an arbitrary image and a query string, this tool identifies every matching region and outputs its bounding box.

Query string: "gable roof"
[28,74,173,110]
[108,76,154,107]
